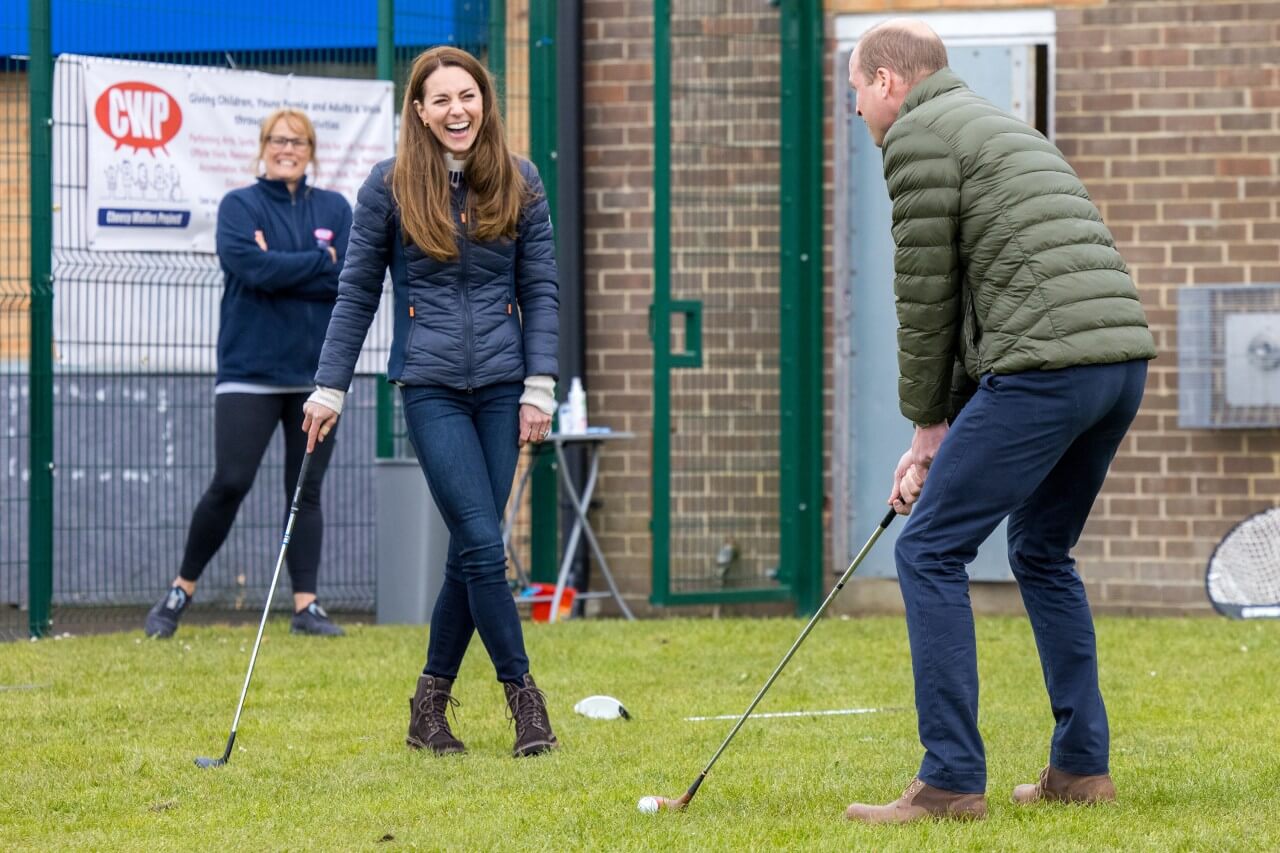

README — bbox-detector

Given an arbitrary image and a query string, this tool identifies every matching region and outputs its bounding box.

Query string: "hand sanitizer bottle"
[567,377,587,435]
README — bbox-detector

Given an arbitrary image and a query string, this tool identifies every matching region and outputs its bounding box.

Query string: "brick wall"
[581,1,659,609]
[1053,0,1280,613]
[580,0,1280,616]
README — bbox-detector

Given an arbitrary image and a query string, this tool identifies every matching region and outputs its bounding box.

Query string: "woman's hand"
[302,401,339,453]
[518,403,552,447]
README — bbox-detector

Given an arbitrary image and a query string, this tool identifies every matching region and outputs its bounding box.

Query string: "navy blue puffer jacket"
[314,156,559,391]
[215,177,351,387]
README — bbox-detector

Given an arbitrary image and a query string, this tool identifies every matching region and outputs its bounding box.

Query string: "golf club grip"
[289,451,314,516]
[879,507,898,528]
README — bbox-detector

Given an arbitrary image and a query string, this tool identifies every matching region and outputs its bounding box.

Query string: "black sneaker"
[144,586,191,639]
[290,602,345,636]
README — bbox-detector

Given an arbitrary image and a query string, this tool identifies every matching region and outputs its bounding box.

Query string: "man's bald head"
[852,18,948,86]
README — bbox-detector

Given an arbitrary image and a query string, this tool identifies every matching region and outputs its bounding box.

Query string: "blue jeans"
[894,360,1147,794]
[401,382,529,684]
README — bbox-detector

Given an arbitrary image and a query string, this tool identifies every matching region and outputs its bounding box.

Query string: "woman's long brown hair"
[392,46,525,261]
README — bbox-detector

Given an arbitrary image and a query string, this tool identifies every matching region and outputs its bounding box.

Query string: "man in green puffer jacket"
[841,20,1156,826]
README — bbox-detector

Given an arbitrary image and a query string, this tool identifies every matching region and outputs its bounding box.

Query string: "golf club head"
[194,756,227,769]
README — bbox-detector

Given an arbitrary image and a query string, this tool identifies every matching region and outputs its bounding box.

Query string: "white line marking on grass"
[685,707,891,722]
[0,684,49,691]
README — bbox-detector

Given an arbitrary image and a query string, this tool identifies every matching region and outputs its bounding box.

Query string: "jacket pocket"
[403,300,420,364]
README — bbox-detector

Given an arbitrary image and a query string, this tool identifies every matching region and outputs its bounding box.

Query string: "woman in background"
[145,109,352,639]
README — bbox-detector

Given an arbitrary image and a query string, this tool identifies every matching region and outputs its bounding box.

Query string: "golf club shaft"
[692,507,898,788]
[224,451,314,744]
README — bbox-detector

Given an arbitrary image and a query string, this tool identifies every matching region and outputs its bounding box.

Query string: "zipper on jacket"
[290,189,303,250]
[459,192,474,390]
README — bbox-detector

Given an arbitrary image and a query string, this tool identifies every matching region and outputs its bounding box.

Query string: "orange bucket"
[526,583,576,622]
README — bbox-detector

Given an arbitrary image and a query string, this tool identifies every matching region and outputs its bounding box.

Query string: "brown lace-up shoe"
[1012,766,1116,805]
[844,778,988,825]
[406,675,465,755]
[503,674,559,757]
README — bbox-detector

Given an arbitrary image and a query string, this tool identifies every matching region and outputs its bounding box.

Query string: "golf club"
[195,450,315,769]
[639,506,899,812]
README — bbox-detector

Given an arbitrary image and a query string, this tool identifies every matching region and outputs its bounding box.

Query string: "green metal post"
[649,0,672,605]
[778,0,824,616]
[376,0,394,83]
[373,5,396,465]
[375,376,395,459]
[489,0,506,112]
[527,0,559,583]
[28,0,54,638]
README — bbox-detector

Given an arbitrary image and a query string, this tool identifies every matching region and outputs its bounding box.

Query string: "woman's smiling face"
[262,115,312,184]
[415,65,484,155]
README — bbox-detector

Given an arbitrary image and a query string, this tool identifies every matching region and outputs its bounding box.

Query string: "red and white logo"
[94,82,182,155]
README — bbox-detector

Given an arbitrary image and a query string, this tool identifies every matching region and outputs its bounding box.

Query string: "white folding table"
[503,430,636,622]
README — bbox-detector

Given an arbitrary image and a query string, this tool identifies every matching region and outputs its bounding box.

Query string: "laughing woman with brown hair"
[302,47,561,758]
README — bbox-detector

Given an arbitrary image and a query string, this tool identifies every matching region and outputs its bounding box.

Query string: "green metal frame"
[651,0,824,612]
[526,0,559,583]
[649,1,792,609]
[375,377,396,459]
[650,0,672,605]
[28,0,54,638]
[667,300,702,369]
[777,0,824,615]
[489,0,506,110]
[376,0,394,82]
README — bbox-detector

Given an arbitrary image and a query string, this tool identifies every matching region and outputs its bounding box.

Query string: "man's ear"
[874,66,892,95]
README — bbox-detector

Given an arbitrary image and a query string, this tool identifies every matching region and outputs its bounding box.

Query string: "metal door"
[840,45,1041,581]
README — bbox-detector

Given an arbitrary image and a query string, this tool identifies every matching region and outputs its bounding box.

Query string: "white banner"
[80,56,393,254]
[52,55,395,374]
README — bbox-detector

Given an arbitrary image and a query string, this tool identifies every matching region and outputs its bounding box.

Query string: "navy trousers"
[401,382,530,684]
[894,360,1147,793]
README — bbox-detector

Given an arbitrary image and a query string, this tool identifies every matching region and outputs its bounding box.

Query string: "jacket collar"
[898,67,967,119]
[255,175,308,200]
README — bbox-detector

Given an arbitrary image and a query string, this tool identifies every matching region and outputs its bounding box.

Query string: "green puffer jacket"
[882,68,1156,425]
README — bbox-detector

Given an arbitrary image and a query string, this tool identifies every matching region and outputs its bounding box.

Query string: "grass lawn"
[2,614,1277,850]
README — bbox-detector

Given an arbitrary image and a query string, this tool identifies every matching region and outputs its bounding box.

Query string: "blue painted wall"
[2,0,487,57]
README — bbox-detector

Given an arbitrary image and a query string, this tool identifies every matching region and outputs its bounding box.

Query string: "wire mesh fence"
[666,4,783,595]
[1,1,537,639]
[1,42,32,633]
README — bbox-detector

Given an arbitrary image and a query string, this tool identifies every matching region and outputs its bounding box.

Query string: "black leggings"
[178,392,336,594]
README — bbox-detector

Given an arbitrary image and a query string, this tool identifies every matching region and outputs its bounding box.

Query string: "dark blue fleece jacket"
[314,156,558,392]
[214,177,353,386]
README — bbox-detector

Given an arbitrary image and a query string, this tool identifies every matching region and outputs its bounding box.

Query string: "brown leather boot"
[1012,766,1116,805]
[503,674,559,757]
[406,675,465,755]
[844,778,988,825]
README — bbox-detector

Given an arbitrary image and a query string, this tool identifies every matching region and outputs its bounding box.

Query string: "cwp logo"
[94,82,182,155]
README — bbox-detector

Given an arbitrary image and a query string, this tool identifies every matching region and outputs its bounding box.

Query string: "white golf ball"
[637,796,660,814]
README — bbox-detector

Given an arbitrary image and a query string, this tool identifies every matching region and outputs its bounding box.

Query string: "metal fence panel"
[2,0,532,639]
[654,2,789,605]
